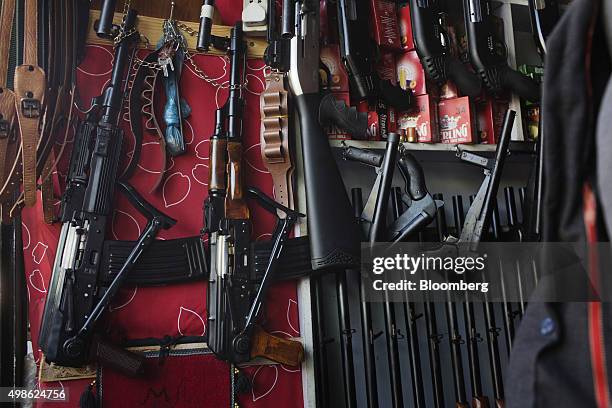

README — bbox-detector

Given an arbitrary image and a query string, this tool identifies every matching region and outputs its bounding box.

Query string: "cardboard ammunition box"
[398,94,439,143]
[377,52,398,85]
[326,92,351,140]
[396,50,428,96]
[440,80,459,100]
[438,96,476,144]
[524,105,540,141]
[320,45,349,93]
[370,0,402,51]
[368,101,398,141]
[398,3,415,51]
[476,98,509,144]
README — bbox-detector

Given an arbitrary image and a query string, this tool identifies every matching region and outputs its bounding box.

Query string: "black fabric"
[541,0,608,243]
[507,0,612,407]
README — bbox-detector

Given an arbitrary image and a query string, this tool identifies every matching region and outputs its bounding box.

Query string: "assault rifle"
[463,0,541,101]
[38,10,185,370]
[203,23,305,366]
[409,0,483,97]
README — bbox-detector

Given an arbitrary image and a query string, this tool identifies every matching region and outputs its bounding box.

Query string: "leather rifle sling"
[260,72,294,210]
[38,0,60,223]
[0,0,16,194]
[39,0,74,223]
[14,0,46,208]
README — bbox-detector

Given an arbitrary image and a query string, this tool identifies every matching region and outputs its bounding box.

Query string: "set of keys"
[158,42,176,77]
[157,2,182,77]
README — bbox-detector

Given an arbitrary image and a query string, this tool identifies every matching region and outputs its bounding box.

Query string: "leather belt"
[260,72,294,210]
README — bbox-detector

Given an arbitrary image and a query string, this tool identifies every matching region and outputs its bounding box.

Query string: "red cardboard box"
[367,102,398,141]
[398,94,439,143]
[438,97,476,144]
[398,3,415,51]
[370,0,402,51]
[326,92,351,140]
[397,50,427,96]
[440,80,459,100]
[476,98,509,144]
[320,45,349,93]
[377,52,398,85]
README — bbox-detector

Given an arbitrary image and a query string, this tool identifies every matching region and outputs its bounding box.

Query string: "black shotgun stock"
[288,1,360,270]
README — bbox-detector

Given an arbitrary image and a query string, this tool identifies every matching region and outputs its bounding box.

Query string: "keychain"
[156,2,191,157]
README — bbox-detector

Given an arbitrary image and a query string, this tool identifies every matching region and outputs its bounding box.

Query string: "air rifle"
[438,196,470,408]
[463,0,541,101]
[203,23,305,366]
[38,10,184,370]
[333,0,415,138]
[528,0,559,57]
[392,187,426,408]
[342,144,442,242]
[409,0,483,97]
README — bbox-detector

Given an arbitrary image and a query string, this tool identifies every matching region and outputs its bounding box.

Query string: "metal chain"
[175,21,245,90]
[113,0,134,45]
[111,2,245,90]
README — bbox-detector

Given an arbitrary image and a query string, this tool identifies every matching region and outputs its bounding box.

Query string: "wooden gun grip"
[472,396,490,408]
[250,326,304,366]
[225,141,250,219]
[208,138,227,193]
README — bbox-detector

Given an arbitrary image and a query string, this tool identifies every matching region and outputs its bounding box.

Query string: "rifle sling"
[12,0,45,208]
[14,64,45,208]
[99,236,312,286]
[260,72,294,209]
[0,0,16,217]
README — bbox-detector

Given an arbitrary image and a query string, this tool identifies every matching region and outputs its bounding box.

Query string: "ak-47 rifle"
[463,0,540,101]
[202,23,305,366]
[409,0,483,97]
[38,10,183,371]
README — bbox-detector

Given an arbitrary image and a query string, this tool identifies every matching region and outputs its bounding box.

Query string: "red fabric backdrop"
[22,7,304,407]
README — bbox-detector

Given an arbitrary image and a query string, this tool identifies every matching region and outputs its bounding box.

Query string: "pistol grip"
[94,338,145,377]
[250,326,304,367]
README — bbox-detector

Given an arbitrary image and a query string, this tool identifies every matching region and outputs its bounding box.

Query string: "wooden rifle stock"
[250,326,304,366]
[208,132,226,194]
[224,141,249,219]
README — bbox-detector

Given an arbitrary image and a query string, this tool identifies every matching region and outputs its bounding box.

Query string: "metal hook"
[169,1,176,21]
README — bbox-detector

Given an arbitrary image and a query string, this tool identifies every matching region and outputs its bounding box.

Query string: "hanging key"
[158,43,176,77]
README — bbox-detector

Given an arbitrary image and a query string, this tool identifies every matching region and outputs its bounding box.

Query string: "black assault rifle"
[39,10,184,370]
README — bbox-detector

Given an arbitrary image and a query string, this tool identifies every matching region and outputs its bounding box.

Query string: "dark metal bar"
[392,187,426,408]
